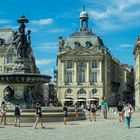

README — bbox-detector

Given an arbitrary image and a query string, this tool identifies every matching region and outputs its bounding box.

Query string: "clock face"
[15,90,23,99]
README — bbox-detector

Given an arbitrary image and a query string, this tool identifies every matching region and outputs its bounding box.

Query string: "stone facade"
[134,36,140,109]
[57,8,134,106]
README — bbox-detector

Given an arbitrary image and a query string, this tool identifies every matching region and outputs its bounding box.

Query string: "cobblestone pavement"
[0,111,140,140]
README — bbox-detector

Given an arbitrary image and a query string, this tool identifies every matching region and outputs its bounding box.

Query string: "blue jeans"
[126,116,131,127]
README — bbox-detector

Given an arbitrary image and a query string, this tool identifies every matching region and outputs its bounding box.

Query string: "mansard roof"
[62,30,104,51]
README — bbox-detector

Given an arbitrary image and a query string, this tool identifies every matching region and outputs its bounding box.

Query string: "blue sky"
[0,0,140,77]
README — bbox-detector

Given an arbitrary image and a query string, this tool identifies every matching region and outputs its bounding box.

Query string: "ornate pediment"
[62,46,100,56]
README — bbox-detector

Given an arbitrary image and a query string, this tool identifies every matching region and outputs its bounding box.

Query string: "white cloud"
[36,59,55,66]
[110,43,134,52]
[31,18,54,25]
[34,42,58,51]
[1,25,18,30]
[87,0,140,31]
[47,28,66,33]
[119,44,133,48]
[0,19,11,24]
[41,68,54,77]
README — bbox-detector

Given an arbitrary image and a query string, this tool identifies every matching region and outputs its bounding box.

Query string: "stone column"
[86,62,89,83]
[74,62,77,84]
[99,61,102,82]
[62,62,64,84]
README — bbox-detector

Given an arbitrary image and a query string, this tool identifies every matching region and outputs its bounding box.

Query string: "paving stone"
[0,111,140,140]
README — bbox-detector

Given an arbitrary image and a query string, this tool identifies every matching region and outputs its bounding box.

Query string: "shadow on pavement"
[130,126,140,128]
[19,125,33,127]
[68,123,79,125]
[42,127,56,130]
[0,126,5,128]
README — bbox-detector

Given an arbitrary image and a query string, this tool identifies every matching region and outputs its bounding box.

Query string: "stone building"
[134,36,140,109]
[57,8,134,106]
[0,29,15,74]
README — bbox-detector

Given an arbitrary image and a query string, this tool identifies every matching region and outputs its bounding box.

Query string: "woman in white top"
[124,103,133,128]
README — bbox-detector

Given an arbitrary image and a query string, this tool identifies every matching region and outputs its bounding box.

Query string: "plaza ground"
[0,110,140,140]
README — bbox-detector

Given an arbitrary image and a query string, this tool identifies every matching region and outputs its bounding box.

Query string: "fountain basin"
[5,107,86,123]
[0,74,51,84]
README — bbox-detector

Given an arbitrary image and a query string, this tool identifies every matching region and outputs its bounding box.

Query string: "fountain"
[0,15,51,109]
[0,16,86,123]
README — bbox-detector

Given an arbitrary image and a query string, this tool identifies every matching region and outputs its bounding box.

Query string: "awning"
[75,99,86,102]
[61,99,73,101]
[87,98,99,101]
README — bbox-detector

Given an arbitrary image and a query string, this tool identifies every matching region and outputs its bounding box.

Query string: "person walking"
[34,103,44,129]
[90,102,97,121]
[74,103,79,117]
[0,101,7,125]
[117,100,124,122]
[63,103,68,125]
[124,103,133,128]
[102,98,108,119]
[14,103,21,127]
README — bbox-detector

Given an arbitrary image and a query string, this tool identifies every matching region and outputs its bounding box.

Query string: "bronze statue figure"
[12,15,33,59]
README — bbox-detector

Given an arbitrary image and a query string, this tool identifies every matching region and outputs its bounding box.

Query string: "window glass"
[78,88,86,94]
[79,70,85,83]
[7,54,13,63]
[91,72,97,82]
[67,71,72,83]
[92,62,98,68]
[92,89,97,94]
[6,68,12,73]
[67,62,73,69]
[66,88,72,94]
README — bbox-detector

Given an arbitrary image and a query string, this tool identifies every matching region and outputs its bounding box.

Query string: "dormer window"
[0,38,5,45]
[85,41,92,47]
[74,41,80,47]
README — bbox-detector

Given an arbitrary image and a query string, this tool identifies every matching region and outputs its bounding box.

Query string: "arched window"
[66,88,72,94]
[4,85,14,101]
[74,41,80,47]
[82,20,87,29]
[85,41,92,48]
[92,89,97,95]
[0,38,5,45]
[78,88,86,94]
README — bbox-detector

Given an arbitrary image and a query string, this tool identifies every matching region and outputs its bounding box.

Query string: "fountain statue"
[0,16,51,109]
